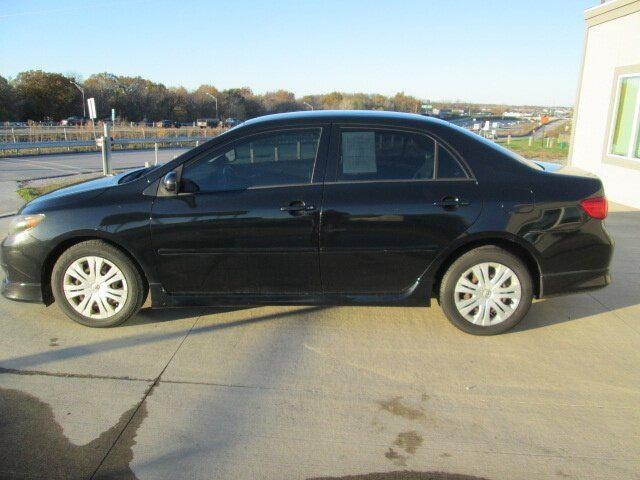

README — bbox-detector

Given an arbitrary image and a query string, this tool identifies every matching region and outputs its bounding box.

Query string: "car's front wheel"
[439,245,533,335]
[51,240,145,327]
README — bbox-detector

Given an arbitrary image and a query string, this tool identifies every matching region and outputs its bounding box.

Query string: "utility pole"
[70,80,86,118]
[205,92,218,119]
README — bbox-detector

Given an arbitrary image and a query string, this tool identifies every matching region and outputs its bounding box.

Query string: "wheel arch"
[429,234,542,301]
[41,233,151,305]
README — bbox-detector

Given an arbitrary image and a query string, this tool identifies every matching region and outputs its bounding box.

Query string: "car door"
[150,126,329,294]
[320,124,483,294]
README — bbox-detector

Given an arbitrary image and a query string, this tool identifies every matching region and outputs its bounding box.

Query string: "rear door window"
[337,129,436,181]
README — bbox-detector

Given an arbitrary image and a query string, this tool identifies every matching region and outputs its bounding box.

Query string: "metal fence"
[0,124,227,156]
[0,136,216,153]
[0,125,223,142]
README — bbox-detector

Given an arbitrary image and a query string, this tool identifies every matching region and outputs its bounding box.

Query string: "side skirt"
[148,279,432,308]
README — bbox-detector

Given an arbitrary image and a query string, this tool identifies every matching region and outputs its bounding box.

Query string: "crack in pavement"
[0,366,325,395]
[88,313,203,479]
[0,366,153,383]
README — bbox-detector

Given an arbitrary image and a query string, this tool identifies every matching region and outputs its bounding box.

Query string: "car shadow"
[0,306,328,372]
[123,306,253,327]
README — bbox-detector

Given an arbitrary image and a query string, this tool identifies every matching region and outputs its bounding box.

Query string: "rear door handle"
[280,201,316,213]
[434,196,469,209]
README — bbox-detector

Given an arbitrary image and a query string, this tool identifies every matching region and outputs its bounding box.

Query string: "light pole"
[303,101,314,110]
[205,92,218,119]
[70,80,86,118]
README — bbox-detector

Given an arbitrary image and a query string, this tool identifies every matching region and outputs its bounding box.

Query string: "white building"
[570,0,640,208]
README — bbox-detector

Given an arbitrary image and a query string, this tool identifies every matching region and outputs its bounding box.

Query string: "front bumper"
[1,232,48,304]
[1,277,43,303]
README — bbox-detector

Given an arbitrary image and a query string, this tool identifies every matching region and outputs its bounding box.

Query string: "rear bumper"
[541,268,611,297]
[1,277,43,303]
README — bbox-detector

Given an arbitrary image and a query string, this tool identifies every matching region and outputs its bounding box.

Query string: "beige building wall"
[570,0,640,208]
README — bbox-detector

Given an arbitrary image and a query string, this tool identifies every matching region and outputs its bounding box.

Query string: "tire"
[439,245,533,335]
[51,240,145,327]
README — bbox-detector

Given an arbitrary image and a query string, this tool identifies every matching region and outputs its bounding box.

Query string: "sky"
[0,0,597,106]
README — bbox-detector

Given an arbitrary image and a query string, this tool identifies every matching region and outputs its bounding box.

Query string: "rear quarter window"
[437,145,467,179]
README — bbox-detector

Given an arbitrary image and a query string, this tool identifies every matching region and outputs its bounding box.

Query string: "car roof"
[241,110,451,128]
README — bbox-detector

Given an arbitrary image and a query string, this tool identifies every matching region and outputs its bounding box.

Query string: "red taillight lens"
[580,196,608,219]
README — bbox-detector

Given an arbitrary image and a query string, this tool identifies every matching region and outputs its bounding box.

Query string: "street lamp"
[70,80,86,118]
[302,101,314,110]
[205,92,218,119]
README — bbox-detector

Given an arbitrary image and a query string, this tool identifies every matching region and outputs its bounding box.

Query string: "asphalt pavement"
[0,153,638,479]
[0,148,188,182]
[0,148,188,216]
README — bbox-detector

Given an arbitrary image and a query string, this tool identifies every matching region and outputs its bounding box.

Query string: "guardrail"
[0,136,216,153]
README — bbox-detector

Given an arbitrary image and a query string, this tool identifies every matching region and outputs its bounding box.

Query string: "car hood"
[20,171,132,213]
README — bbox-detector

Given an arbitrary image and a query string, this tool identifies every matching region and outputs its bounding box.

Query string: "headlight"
[9,214,45,235]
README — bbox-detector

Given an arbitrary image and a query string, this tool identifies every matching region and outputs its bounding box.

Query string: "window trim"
[605,70,640,165]
[330,125,472,185]
[180,126,325,193]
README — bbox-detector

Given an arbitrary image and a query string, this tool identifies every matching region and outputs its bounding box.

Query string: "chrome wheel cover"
[63,256,128,319]
[454,262,521,326]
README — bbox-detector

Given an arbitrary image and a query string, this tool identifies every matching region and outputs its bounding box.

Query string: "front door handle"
[433,196,469,209]
[280,201,316,214]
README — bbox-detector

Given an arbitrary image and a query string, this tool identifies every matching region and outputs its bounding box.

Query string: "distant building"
[553,109,571,118]
[503,111,533,119]
[570,0,640,208]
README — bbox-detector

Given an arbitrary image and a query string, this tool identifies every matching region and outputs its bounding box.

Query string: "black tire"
[51,240,145,327]
[439,245,533,335]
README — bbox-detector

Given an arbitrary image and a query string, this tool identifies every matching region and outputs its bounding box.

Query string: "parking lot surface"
[0,199,638,479]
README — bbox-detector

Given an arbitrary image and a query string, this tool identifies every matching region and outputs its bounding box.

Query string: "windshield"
[118,165,160,184]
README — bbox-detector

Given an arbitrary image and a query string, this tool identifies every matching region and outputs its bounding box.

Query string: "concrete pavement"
[0,198,638,477]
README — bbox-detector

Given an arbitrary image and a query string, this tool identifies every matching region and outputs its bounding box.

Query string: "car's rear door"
[319,124,482,294]
[150,125,329,294]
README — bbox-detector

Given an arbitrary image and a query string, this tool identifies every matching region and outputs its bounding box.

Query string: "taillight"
[580,196,608,219]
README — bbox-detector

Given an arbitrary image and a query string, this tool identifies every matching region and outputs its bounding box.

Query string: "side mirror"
[162,171,178,193]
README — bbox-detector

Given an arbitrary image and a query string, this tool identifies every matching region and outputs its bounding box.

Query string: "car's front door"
[320,125,483,294]
[150,126,329,294]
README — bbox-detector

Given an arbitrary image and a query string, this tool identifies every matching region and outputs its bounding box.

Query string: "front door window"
[181,129,322,192]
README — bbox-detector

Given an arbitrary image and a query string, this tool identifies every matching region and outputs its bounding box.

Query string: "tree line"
[0,70,426,123]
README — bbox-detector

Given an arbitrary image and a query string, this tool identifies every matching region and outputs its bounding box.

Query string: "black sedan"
[1,111,613,334]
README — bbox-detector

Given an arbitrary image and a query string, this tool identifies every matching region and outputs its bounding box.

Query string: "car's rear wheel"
[51,240,145,327]
[439,245,533,335]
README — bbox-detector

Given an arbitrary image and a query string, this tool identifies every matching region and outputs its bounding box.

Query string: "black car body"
[1,111,613,333]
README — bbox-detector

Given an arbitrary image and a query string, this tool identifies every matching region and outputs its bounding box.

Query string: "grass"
[498,136,569,161]
[17,178,89,202]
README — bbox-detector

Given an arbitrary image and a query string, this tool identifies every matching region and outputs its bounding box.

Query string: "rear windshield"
[448,122,543,170]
